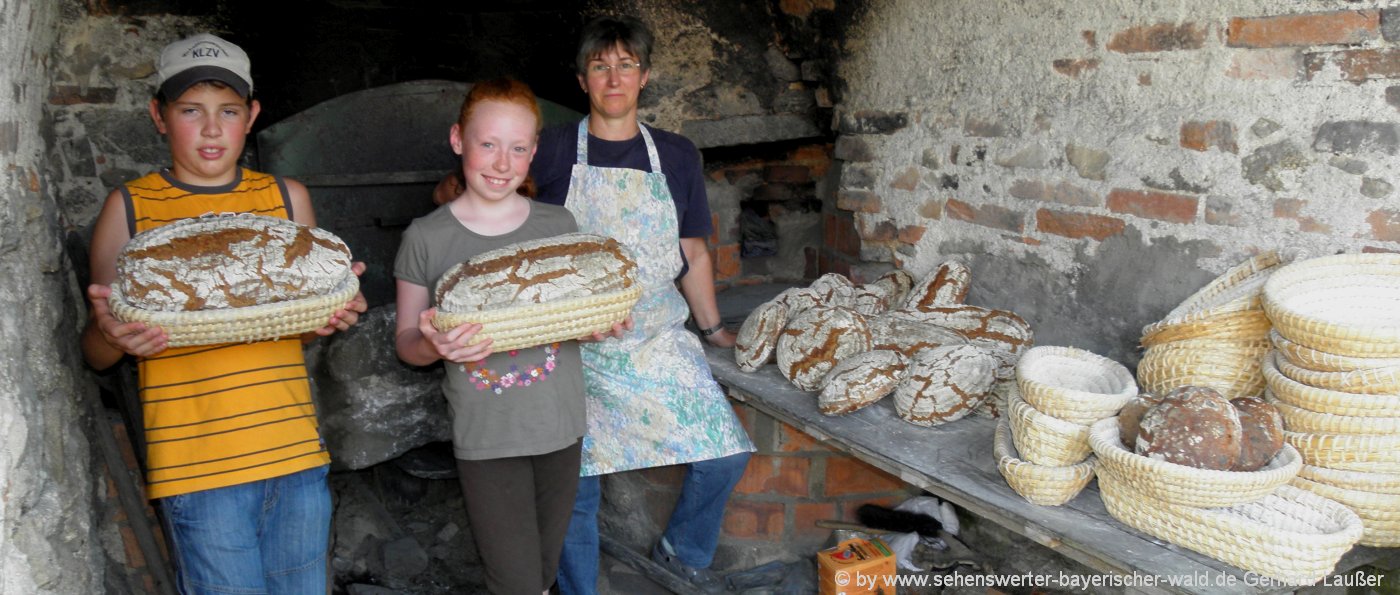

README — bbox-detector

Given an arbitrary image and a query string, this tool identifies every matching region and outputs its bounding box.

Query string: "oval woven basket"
[1160,251,1282,321]
[1263,353,1400,417]
[1262,253,1400,357]
[110,275,359,348]
[1139,312,1272,348]
[1087,418,1301,508]
[1299,464,1400,495]
[434,284,642,353]
[1285,430,1400,473]
[1291,477,1400,521]
[1016,346,1137,425]
[1007,385,1092,467]
[1274,354,1400,394]
[1270,330,1400,373]
[1097,468,1362,586]
[1265,392,1400,435]
[993,418,1096,506]
[1136,343,1268,400]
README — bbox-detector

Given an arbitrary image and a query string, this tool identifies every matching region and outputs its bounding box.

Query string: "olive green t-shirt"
[394,201,586,460]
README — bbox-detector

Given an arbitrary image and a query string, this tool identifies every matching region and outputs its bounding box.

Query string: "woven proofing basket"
[1292,477,1400,547]
[1087,418,1301,507]
[1162,251,1282,321]
[1263,352,1400,417]
[1139,312,1273,348]
[1136,341,1269,400]
[1274,354,1400,394]
[1098,468,1362,585]
[434,284,642,353]
[1266,392,1400,435]
[1016,346,1137,425]
[1299,464,1400,496]
[110,275,359,348]
[994,418,1095,506]
[1284,430,1400,473]
[1262,253,1400,357]
[1008,384,1092,467]
[1271,330,1400,373]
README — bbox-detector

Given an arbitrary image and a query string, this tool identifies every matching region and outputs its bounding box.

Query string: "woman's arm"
[678,236,736,348]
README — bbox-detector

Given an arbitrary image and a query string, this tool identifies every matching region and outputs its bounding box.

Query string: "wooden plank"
[702,344,1387,595]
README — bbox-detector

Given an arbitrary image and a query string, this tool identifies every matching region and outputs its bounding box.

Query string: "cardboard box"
[816,537,897,594]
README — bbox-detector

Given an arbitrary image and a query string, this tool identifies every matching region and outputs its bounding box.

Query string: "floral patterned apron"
[564,118,753,476]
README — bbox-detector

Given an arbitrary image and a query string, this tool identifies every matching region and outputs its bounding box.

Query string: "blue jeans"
[161,465,331,595]
[557,452,751,595]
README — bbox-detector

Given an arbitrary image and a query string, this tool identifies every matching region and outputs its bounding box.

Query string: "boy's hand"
[315,262,369,336]
[580,314,634,342]
[87,284,169,357]
[418,308,493,363]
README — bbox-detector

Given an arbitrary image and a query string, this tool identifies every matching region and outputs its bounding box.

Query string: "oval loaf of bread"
[775,305,873,391]
[116,213,353,312]
[893,344,998,427]
[735,298,788,372]
[819,349,908,416]
[435,233,636,313]
[903,261,972,311]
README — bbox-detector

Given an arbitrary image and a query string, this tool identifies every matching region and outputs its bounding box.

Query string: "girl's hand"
[580,314,633,342]
[418,309,493,363]
[88,284,169,357]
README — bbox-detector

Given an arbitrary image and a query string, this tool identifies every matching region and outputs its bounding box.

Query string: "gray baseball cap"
[157,33,253,99]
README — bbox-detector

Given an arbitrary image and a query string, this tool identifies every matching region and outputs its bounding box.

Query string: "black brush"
[856,503,942,538]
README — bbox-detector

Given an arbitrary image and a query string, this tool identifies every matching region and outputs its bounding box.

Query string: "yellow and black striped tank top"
[122,168,330,499]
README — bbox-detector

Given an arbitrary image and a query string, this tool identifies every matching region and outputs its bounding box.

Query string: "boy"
[81,33,366,594]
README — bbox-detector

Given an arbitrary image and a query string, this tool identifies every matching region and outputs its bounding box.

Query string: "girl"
[394,79,586,595]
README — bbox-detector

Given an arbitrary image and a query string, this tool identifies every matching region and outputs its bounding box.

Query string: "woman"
[434,15,756,595]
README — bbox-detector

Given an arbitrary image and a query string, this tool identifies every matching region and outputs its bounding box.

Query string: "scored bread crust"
[117,213,353,312]
[435,233,636,313]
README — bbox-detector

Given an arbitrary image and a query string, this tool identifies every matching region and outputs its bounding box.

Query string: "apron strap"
[574,117,665,173]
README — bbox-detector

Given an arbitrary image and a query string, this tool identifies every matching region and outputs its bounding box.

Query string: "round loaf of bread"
[903,261,972,311]
[808,273,855,307]
[1231,396,1285,471]
[735,298,788,372]
[775,305,872,391]
[870,269,914,306]
[1117,392,1166,449]
[773,286,825,318]
[1136,386,1243,470]
[818,349,908,416]
[116,213,353,312]
[893,344,998,427]
[431,233,641,351]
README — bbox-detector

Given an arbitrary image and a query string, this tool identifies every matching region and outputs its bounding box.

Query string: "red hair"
[458,79,542,198]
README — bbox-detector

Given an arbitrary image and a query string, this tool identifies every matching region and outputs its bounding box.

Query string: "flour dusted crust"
[893,344,998,427]
[870,269,913,306]
[735,298,788,372]
[1117,392,1166,449]
[819,349,908,416]
[868,314,968,357]
[1231,396,1284,472]
[1136,386,1243,471]
[774,287,825,317]
[808,273,856,308]
[775,305,873,391]
[851,285,892,316]
[903,261,972,311]
[116,213,353,312]
[887,305,1033,379]
[435,233,635,313]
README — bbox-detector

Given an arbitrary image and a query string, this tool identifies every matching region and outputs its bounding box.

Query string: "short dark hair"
[575,15,653,75]
[154,79,254,108]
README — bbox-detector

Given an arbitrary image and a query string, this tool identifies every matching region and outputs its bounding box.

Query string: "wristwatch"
[699,323,725,337]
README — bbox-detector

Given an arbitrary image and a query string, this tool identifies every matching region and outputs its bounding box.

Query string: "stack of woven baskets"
[1261,253,1400,548]
[1089,416,1362,585]
[994,346,1135,506]
[1136,252,1283,400]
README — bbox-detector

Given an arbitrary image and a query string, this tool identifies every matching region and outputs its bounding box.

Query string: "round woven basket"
[1299,464,1400,495]
[1266,392,1400,435]
[1087,417,1301,508]
[110,275,359,348]
[1263,352,1400,417]
[1136,342,1269,400]
[1097,469,1362,586]
[1285,430,1400,473]
[1161,251,1282,320]
[1007,385,1091,467]
[434,284,642,353]
[1016,346,1137,425]
[1274,354,1400,394]
[1139,312,1272,348]
[1262,253,1400,357]
[1270,330,1400,373]
[993,418,1095,506]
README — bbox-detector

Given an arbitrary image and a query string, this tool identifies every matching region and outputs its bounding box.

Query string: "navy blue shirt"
[530,121,714,240]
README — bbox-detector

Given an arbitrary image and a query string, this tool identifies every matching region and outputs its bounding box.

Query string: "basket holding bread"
[109,213,359,347]
[431,232,641,352]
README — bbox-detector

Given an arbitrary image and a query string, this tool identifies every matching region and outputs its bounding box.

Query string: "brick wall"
[831,1,1400,365]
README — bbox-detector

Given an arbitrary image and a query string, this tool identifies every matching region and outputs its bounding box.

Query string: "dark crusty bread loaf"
[116,213,353,312]
[1136,386,1243,470]
[1117,392,1166,449]
[1231,396,1285,471]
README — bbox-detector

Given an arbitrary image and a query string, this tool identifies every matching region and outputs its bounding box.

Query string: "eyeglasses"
[587,62,642,77]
